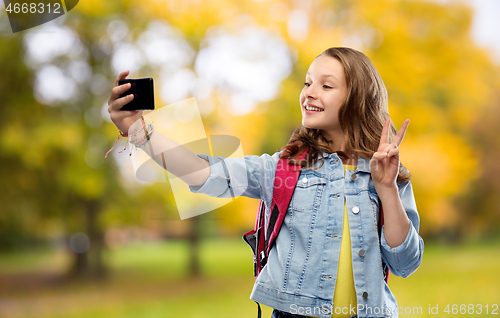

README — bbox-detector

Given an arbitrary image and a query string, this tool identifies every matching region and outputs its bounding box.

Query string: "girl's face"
[299,55,348,139]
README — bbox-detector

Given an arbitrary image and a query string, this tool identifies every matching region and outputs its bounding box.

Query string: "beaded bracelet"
[130,117,152,144]
[131,122,154,148]
[128,120,147,137]
[104,117,152,158]
[133,126,154,149]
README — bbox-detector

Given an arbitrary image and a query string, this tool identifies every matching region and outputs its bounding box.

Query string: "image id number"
[6,2,62,14]
[443,304,498,314]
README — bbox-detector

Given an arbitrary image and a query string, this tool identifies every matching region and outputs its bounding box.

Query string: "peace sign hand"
[370,118,410,190]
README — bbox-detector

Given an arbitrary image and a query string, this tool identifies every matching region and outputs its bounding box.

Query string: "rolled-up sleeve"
[188,152,282,204]
[380,181,424,278]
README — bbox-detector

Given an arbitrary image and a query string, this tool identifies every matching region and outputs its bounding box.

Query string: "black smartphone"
[118,78,155,111]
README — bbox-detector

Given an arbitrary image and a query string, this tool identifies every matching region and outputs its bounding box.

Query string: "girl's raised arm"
[107,71,211,187]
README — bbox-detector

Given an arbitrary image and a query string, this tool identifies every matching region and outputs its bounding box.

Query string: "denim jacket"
[188,151,424,318]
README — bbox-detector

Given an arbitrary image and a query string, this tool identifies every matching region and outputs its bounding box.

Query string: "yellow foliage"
[426,199,460,230]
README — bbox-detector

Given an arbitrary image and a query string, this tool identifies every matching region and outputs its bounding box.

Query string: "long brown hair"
[278,47,411,182]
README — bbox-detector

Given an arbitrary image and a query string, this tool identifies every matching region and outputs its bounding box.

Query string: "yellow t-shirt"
[331,164,357,317]
[309,164,357,318]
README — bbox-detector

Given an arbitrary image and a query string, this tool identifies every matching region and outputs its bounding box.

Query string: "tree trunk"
[71,250,88,277]
[68,199,107,280]
[187,215,201,277]
[86,199,107,278]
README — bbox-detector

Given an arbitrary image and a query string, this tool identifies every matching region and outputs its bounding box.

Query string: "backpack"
[242,148,389,317]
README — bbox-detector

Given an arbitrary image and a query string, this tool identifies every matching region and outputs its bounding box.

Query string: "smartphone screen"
[118,78,155,111]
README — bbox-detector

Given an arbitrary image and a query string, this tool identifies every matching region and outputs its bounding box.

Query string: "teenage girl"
[107,47,424,318]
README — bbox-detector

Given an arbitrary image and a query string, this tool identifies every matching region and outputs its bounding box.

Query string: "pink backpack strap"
[264,148,308,261]
[379,203,390,282]
[242,146,309,278]
[243,200,266,277]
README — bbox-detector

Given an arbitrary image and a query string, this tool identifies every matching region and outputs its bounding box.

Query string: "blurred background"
[0,0,499,317]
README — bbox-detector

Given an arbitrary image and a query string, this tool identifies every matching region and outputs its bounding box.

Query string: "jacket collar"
[322,152,371,173]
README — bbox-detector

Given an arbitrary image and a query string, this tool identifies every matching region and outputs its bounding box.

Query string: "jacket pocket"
[289,173,327,212]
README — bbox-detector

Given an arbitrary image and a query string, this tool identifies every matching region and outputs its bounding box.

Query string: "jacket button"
[352,206,359,214]
[302,177,308,183]
[362,292,369,299]
[351,174,357,181]
[358,249,365,257]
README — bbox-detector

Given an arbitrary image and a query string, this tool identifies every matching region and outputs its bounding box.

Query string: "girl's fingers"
[114,70,130,87]
[110,83,132,102]
[394,119,410,146]
[373,152,387,159]
[387,148,399,158]
[110,94,134,111]
[371,152,387,166]
[382,142,397,153]
[379,118,391,147]
[373,146,399,163]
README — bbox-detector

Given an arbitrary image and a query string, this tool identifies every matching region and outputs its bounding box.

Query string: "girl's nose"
[305,85,317,99]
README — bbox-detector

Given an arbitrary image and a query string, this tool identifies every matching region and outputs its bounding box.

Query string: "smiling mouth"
[304,105,324,112]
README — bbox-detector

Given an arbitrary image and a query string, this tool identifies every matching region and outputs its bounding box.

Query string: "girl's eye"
[304,82,311,87]
[323,85,332,89]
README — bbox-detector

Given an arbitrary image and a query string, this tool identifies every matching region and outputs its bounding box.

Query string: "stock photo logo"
[3,0,79,33]
[130,98,246,220]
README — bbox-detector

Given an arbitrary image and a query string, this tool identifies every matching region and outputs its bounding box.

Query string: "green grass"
[388,239,500,316]
[0,238,499,318]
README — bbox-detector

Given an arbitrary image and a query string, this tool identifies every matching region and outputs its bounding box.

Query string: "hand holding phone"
[118,78,155,111]
[108,71,149,135]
